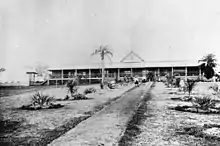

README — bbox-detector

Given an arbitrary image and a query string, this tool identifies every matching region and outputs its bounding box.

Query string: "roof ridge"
[120,50,144,62]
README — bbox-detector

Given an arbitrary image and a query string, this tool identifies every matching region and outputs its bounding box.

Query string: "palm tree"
[199,53,217,79]
[199,53,217,67]
[91,45,113,89]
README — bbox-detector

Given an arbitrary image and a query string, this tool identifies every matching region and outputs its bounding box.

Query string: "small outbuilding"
[26,70,38,86]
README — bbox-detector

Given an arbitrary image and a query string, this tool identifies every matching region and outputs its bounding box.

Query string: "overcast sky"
[1,0,220,70]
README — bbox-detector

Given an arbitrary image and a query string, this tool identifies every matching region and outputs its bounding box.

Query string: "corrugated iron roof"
[48,60,201,70]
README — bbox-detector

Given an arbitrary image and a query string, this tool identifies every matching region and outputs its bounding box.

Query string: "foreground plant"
[83,87,97,95]
[72,93,88,100]
[191,96,216,113]
[31,92,54,107]
[21,92,63,110]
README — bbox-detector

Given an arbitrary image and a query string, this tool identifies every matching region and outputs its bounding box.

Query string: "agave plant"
[72,93,88,100]
[192,96,216,112]
[31,92,54,107]
[83,87,96,95]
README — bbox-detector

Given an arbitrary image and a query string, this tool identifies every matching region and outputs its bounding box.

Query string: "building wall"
[48,66,201,85]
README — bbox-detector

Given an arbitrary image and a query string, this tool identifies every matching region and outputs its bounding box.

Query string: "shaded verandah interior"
[48,66,201,85]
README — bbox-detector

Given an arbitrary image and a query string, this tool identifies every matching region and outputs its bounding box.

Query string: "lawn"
[0,83,135,145]
[0,85,56,97]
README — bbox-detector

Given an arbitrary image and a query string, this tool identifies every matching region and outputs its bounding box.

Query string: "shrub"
[185,79,197,97]
[66,79,78,96]
[31,92,54,107]
[165,73,175,87]
[20,92,64,110]
[192,96,216,112]
[209,84,220,97]
[83,87,96,95]
[182,96,193,102]
[209,84,219,92]
[72,93,88,100]
[107,83,115,89]
[64,95,70,100]
[100,83,104,89]
[175,78,181,88]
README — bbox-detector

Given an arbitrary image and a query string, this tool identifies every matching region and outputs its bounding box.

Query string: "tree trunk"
[101,58,105,89]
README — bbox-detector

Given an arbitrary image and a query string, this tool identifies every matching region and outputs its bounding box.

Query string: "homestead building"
[47,51,202,85]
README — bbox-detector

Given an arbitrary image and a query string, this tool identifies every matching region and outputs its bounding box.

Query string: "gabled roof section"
[120,50,145,63]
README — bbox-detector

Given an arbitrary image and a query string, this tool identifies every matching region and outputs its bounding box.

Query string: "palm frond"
[105,50,113,57]
[106,55,112,63]
[91,49,100,56]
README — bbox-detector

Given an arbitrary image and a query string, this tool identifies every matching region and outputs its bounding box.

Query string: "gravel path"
[49,83,152,146]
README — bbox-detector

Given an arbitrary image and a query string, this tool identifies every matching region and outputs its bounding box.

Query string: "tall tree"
[91,45,113,89]
[199,53,217,79]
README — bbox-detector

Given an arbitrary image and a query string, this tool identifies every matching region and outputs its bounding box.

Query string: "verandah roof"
[48,60,201,71]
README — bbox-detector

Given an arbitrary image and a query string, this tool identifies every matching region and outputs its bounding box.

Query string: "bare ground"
[0,84,134,146]
[48,83,152,146]
[132,82,220,146]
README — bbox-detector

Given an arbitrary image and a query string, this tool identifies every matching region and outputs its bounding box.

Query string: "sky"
[1,0,220,72]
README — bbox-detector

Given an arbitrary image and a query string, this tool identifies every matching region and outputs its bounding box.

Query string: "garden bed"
[169,105,220,114]
[176,124,220,142]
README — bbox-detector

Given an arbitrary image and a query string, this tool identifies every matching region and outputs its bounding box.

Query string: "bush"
[210,84,219,92]
[175,78,181,88]
[165,73,175,87]
[142,79,147,83]
[192,96,216,112]
[107,83,115,89]
[21,92,64,110]
[83,87,96,95]
[100,83,104,89]
[31,92,54,107]
[209,84,220,97]
[185,79,197,96]
[72,93,88,100]
[64,95,70,100]
[66,79,78,95]
[182,96,193,102]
